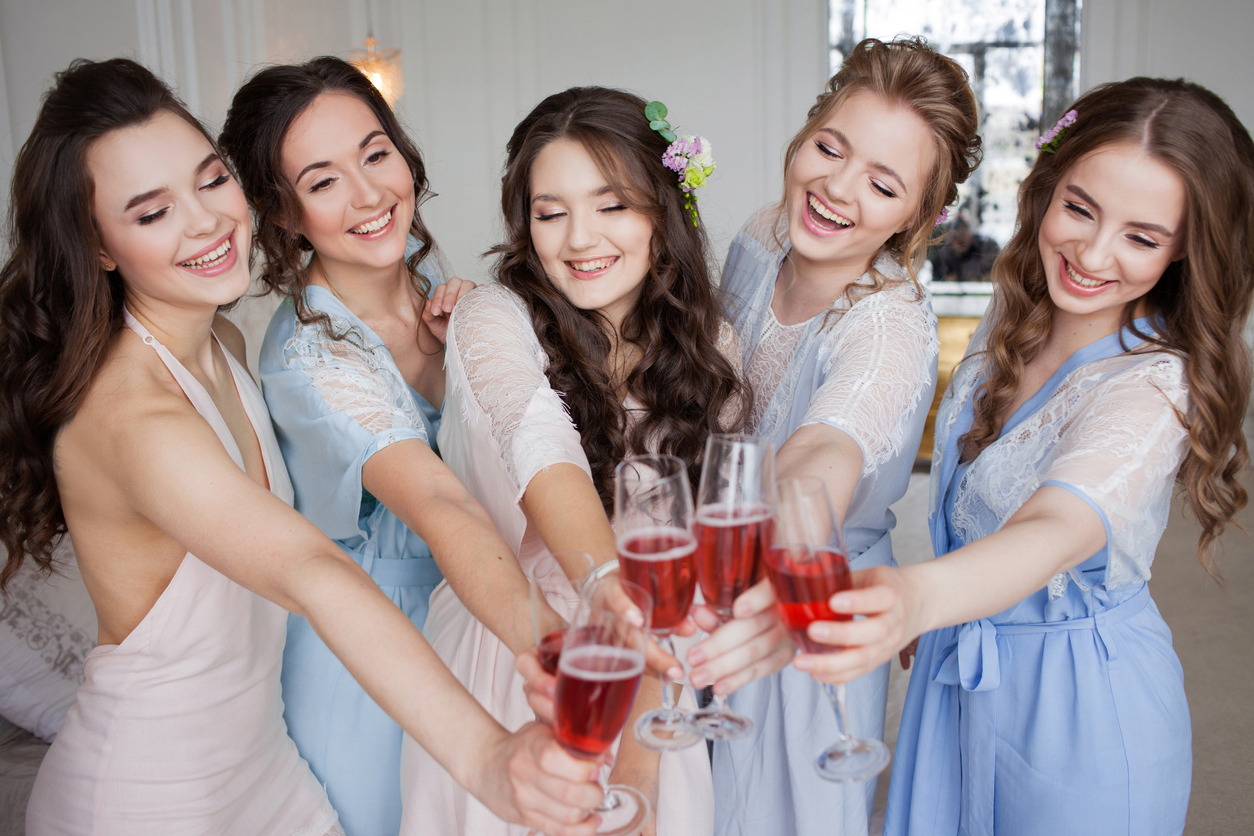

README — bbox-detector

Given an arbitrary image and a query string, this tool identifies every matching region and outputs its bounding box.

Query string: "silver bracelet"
[579,558,620,596]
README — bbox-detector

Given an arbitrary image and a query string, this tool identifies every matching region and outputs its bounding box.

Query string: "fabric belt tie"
[354,539,445,589]
[928,584,1152,836]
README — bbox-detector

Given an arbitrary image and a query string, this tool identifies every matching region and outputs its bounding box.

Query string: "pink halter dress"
[25,311,342,836]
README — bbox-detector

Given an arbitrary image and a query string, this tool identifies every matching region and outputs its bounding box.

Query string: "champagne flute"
[527,552,594,675]
[684,433,771,740]
[765,476,891,782]
[614,454,702,751]
[551,576,654,836]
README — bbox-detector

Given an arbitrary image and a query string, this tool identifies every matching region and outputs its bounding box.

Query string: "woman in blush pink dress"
[402,87,761,836]
[1,58,602,836]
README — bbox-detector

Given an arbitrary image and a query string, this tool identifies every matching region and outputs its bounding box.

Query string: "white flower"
[692,137,714,170]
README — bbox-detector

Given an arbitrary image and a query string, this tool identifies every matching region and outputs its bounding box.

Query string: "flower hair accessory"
[646,101,715,226]
[934,208,950,227]
[1036,109,1078,154]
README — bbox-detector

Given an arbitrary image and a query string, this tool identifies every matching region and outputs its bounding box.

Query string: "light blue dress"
[714,205,939,836]
[259,251,450,836]
[884,317,1193,836]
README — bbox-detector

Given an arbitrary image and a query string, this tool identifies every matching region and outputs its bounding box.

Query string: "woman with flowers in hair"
[401,86,763,836]
[810,78,1254,835]
[683,37,981,836]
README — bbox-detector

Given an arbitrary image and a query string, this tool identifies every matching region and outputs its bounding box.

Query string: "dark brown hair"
[219,56,436,338]
[783,37,982,295]
[961,77,1254,572]
[492,86,749,513]
[0,58,215,591]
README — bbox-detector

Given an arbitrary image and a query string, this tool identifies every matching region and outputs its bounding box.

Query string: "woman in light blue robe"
[884,316,1194,836]
[259,263,446,836]
[694,38,982,836]
[712,207,936,836]
[813,77,1254,835]
[221,57,560,836]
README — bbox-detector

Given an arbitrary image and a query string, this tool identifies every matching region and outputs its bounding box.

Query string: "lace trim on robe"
[284,311,426,450]
[934,325,1189,595]
[732,203,939,475]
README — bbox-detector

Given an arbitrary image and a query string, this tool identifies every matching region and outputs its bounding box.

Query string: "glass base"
[814,737,891,783]
[633,709,703,751]
[595,784,651,836]
[683,707,753,740]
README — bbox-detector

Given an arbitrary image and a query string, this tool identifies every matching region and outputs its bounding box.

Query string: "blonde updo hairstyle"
[782,37,982,292]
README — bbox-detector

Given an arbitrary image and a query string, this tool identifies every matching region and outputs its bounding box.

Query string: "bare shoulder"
[62,329,205,468]
[212,314,248,367]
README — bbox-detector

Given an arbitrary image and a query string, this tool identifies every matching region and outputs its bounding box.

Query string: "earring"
[103,261,116,271]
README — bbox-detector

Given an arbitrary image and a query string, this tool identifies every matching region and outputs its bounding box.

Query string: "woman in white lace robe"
[692,40,982,836]
[221,59,574,836]
[800,80,1254,836]
[401,87,760,836]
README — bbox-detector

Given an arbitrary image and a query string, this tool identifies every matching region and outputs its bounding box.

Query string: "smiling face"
[1038,141,1186,328]
[785,90,934,283]
[528,138,655,330]
[87,110,252,311]
[280,92,415,274]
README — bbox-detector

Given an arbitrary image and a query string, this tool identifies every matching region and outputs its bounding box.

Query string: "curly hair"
[0,59,215,592]
[219,56,436,341]
[960,77,1254,573]
[491,86,750,513]
[782,37,982,298]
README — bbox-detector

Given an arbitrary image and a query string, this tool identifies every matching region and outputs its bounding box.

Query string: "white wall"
[0,0,828,362]
[1081,0,1254,128]
[2,0,1250,357]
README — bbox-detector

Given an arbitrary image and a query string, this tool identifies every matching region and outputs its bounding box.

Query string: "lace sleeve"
[714,320,746,431]
[285,316,426,445]
[1042,354,1190,587]
[801,288,939,475]
[445,284,589,494]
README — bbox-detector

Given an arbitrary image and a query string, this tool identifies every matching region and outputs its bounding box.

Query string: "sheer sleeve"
[714,320,746,431]
[1041,354,1190,588]
[285,317,428,444]
[259,302,428,540]
[444,284,590,499]
[800,286,939,475]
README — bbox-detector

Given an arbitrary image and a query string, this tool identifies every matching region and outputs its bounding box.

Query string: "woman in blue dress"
[685,38,981,836]
[220,58,561,835]
[802,78,1254,835]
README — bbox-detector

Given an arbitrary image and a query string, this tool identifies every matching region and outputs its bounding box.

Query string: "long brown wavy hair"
[782,37,983,296]
[960,77,1254,572]
[219,56,437,342]
[0,59,217,591]
[492,87,749,513]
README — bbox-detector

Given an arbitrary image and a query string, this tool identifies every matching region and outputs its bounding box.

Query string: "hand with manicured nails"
[423,277,477,344]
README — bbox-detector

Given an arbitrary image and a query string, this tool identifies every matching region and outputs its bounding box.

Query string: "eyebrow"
[123,153,222,211]
[295,131,389,184]
[818,128,908,193]
[1065,184,1177,236]
[530,185,615,205]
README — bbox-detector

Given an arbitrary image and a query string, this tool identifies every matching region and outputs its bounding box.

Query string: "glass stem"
[658,634,677,712]
[595,761,620,812]
[823,683,854,746]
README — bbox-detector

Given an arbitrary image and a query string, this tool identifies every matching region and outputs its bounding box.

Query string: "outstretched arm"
[793,485,1105,683]
[108,397,601,834]
[364,441,563,655]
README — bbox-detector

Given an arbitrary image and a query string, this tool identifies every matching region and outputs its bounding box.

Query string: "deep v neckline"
[122,308,274,490]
